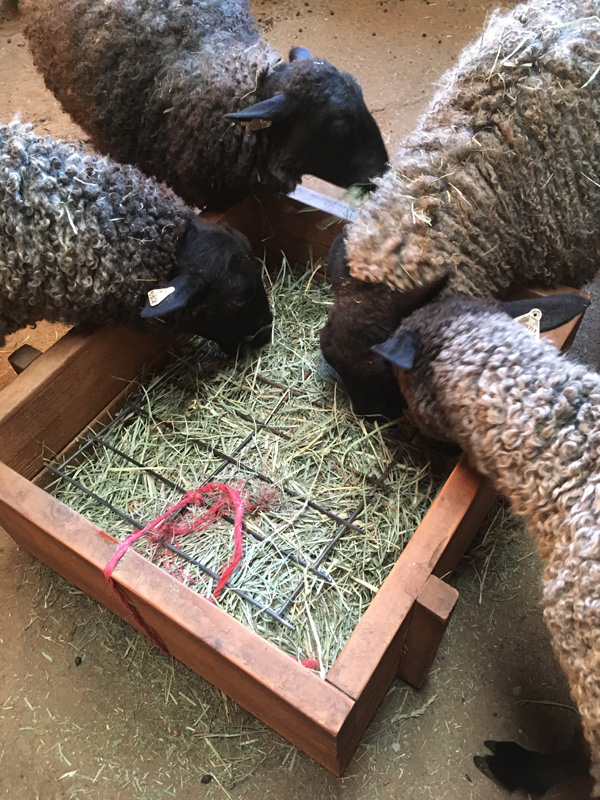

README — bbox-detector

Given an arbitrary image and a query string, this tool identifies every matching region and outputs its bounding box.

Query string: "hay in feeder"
[47,257,453,671]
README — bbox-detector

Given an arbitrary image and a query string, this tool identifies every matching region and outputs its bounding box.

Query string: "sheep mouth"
[244,323,273,344]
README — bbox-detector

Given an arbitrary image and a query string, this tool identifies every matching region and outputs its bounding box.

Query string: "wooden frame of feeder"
[0,187,587,775]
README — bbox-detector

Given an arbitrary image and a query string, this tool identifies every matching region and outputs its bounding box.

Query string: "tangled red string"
[103,483,246,651]
[103,482,321,669]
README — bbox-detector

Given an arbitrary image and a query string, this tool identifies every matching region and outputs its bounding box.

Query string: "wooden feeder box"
[0,187,587,775]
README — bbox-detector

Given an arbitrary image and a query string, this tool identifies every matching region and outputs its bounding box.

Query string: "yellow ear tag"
[514,308,541,339]
[147,286,176,307]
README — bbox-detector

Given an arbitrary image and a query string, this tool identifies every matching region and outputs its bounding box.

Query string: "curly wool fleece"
[346,0,600,295]
[0,120,189,345]
[22,0,308,208]
[396,300,600,794]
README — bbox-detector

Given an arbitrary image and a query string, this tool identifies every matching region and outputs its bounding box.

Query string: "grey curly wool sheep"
[22,0,388,209]
[321,0,600,417]
[0,120,272,354]
[375,293,600,796]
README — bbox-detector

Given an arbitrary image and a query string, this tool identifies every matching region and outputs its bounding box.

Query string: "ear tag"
[514,308,541,339]
[241,119,272,132]
[147,286,176,307]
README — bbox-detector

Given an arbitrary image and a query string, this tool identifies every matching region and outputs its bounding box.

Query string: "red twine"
[298,658,320,671]
[103,481,320,669]
[103,483,246,652]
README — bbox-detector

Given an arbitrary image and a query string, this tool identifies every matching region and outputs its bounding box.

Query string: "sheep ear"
[289,46,313,61]
[502,294,590,332]
[372,331,420,371]
[140,274,202,319]
[225,94,296,122]
[393,272,451,312]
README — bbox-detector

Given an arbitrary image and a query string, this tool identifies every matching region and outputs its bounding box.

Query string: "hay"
[47,257,453,670]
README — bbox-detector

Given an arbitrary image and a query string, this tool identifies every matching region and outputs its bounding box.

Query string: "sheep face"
[320,277,408,420]
[320,234,448,419]
[228,50,388,190]
[141,219,272,356]
[278,53,389,190]
[373,297,488,442]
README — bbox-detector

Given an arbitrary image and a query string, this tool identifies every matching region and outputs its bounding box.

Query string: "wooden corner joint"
[396,575,460,690]
[417,574,459,621]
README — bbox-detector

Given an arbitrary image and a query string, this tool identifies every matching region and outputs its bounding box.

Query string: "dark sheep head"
[226,47,388,192]
[373,293,590,443]
[320,232,449,419]
[141,218,272,356]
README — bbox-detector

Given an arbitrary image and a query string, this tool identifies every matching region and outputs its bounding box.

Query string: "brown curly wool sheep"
[22,0,388,209]
[321,0,600,418]
[375,293,599,796]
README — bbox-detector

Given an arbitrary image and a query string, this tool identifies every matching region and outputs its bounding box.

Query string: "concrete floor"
[0,1,596,799]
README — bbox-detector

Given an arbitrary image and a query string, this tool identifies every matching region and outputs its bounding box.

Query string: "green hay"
[47,257,453,671]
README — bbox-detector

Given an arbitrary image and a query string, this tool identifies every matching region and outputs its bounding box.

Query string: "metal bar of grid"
[275,455,400,618]
[55,403,140,472]
[46,384,335,584]
[232,410,292,440]
[197,442,368,536]
[45,463,296,631]
[55,337,215,470]
[161,542,296,630]
[200,390,290,484]
[46,464,142,529]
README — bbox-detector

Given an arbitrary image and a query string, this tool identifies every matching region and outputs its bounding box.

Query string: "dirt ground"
[0,1,597,799]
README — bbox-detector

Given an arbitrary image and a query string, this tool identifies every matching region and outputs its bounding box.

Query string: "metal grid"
[46,341,398,633]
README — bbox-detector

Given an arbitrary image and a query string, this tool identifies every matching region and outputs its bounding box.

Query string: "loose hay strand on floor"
[46,256,453,670]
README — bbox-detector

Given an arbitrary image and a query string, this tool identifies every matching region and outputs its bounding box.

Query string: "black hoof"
[473,740,553,797]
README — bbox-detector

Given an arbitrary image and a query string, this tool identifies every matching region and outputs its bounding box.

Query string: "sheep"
[0,119,272,354]
[21,0,389,210]
[320,0,600,418]
[373,290,600,797]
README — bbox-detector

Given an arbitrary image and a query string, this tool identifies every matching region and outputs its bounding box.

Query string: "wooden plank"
[431,466,497,580]
[0,325,174,480]
[0,461,354,774]
[334,575,457,763]
[397,574,459,688]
